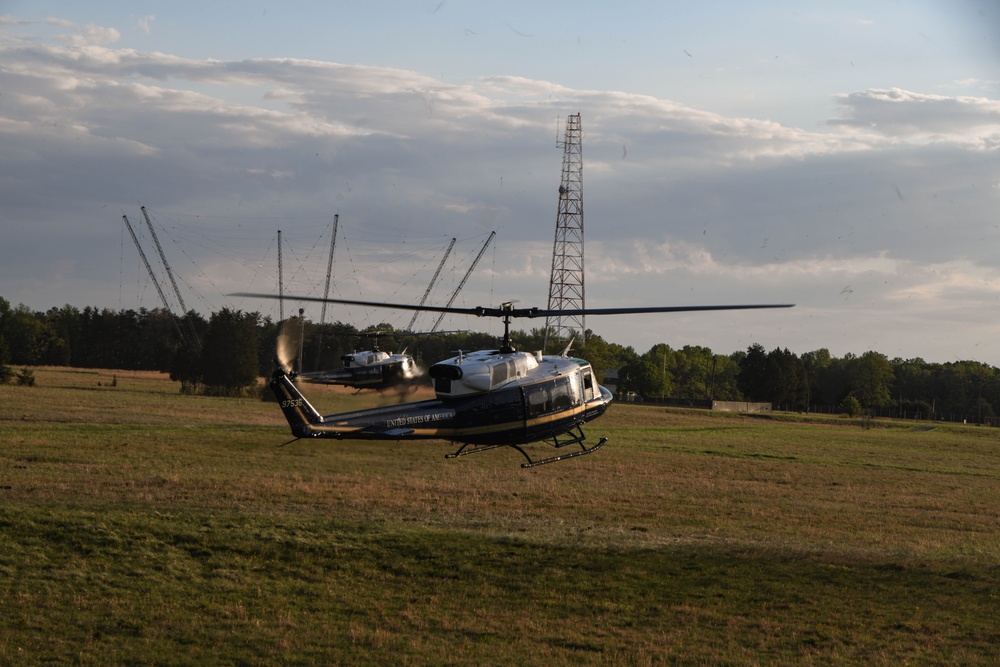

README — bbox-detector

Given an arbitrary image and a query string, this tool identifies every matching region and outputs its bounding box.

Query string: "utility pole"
[544,113,586,351]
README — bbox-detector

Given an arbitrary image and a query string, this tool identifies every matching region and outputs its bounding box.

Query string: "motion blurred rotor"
[275,320,302,375]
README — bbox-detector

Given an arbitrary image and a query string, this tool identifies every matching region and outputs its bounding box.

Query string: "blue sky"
[1,1,998,362]
[12,2,995,125]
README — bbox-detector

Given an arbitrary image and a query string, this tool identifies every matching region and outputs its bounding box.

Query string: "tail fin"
[270,371,324,438]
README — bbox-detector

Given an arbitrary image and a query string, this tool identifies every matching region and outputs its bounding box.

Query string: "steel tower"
[544,113,585,350]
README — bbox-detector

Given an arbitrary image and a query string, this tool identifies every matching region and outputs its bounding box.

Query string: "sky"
[1,1,998,364]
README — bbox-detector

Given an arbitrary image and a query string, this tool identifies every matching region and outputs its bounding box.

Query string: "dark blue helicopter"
[299,331,422,392]
[234,294,793,467]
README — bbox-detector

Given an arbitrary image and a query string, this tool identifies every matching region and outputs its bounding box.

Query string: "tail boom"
[270,371,324,437]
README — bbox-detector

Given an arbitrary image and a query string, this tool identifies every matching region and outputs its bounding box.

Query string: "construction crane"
[122,214,185,342]
[430,231,495,333]
[318,214,340,328]
[407,237,456,331]
[314,214,340,370]
[140,206,201,351]
[277,229,285,321]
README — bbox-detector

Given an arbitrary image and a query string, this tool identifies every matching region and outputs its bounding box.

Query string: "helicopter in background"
[234,293,793,468]
[299,330,422,393]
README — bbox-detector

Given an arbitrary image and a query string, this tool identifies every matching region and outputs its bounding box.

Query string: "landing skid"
[446,425,607,468]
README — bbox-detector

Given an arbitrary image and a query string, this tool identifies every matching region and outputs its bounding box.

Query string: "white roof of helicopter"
[431,348,589,397]
[342,349,414,367]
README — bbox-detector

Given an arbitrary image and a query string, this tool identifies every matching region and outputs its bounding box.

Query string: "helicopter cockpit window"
[581,368,596,401]
[526,376,577,417]
[550,375,577,410]
[568,370,582,404]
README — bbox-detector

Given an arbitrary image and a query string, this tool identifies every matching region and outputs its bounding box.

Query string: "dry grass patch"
[2,367,999,664]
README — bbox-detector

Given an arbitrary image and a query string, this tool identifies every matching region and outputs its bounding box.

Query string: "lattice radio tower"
[544,113,585,350]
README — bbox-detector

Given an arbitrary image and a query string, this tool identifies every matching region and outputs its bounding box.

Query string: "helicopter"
[299,330,422,393]
[233,293,793,467]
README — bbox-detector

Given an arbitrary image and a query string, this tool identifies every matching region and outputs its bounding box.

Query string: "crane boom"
[141,207,188,314]
[318,214,339,327]
[278,229,284,321]
[141,206,200,351]
[431,231,495,332]
[314,214,340,370]
[122,214,184,341]
[407,237,456,331]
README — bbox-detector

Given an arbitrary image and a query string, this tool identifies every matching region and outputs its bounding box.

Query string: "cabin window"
[525,376,577,417]
[525,384,551,417]
[463,387,522,424]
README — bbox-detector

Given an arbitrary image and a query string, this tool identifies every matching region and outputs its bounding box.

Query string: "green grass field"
[2,368,998,664]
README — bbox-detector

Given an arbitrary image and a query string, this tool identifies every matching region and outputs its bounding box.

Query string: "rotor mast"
[544,113,586,351]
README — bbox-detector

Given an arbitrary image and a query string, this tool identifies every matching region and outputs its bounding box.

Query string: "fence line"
[617,394,998,426]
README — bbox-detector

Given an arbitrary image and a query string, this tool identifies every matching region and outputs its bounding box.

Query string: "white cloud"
[0,20,997,363]
[830,88,1000,146]
[45,18,120,46]
[0,17,32,27]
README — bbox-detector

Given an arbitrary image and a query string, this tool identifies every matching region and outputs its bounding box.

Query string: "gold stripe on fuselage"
[306,401,593,439]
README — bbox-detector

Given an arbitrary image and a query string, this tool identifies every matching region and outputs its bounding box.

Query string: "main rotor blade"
[231,292,794,319]
[231,292,483,316]
[548,304,795,317]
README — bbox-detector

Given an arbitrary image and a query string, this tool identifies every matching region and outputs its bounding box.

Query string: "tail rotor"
[275,319,302,376]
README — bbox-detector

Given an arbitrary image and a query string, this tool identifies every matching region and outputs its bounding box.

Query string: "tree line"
[2,296,998,423]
